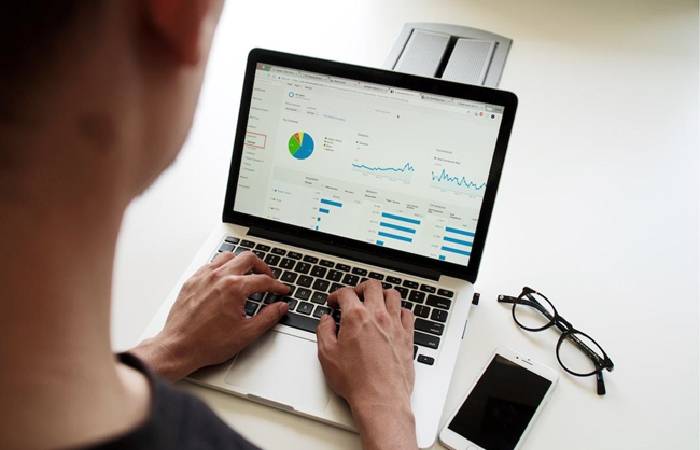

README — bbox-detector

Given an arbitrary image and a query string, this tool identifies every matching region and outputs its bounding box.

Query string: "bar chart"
[376,212,421,247]
[438,226,475,261]
[316,197,343,231]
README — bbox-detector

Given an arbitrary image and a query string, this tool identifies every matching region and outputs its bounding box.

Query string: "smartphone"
[439,348,558,450]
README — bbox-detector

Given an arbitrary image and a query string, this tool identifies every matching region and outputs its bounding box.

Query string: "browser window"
[234,64,504,267]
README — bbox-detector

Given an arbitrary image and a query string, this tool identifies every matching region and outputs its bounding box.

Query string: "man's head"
[0,0,224,206]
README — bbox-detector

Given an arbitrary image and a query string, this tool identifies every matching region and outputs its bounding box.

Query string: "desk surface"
[112,0,699,448]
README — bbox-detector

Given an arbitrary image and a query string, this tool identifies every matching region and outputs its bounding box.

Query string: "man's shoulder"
[87,353,260,450]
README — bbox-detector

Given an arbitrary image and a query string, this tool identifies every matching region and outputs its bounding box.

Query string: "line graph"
[431,168,487,191]
[351,162,416,173]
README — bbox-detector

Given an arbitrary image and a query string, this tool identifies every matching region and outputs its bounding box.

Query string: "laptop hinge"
[248,226,441,281]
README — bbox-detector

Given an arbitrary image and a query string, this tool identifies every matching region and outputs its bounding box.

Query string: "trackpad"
[224,331,330,414]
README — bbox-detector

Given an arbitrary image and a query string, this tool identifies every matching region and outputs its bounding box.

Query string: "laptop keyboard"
[216,236,455,365]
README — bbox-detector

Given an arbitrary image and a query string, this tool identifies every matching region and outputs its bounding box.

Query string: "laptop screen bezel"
[222,48,517,283]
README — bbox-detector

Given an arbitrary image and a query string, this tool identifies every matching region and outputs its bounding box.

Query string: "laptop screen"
[233,63,505,268]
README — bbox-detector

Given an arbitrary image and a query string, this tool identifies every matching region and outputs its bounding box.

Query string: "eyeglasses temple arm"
[596,371,606,395]
[497,294,519,304]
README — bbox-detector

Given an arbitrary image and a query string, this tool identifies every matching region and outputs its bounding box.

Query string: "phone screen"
[448,354,552,450]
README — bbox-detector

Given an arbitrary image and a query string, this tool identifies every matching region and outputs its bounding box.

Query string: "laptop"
[141,48,517,448]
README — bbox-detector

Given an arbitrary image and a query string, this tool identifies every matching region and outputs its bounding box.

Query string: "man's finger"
[316,314,338,356]
[354,280,384,311]
[401,307,415,333]
[327,286,362,311]
[384,288,402,317]
[238,274,289,298]
[208,251,236,269]
[244,302,288,339]
[218,251,272,277]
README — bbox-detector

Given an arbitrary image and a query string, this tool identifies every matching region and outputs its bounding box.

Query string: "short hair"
[0,2,98,118]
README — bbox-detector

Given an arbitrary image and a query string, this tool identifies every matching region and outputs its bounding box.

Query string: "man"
[0,1,417,449]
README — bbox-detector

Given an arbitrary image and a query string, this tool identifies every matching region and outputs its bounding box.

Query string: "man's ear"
[145,0,220,66]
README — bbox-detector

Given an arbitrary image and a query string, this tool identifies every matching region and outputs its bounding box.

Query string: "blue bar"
[376,240,384,246]
[381,212,421,225]
[320,198,342,208]
[315,225,319,231]
[443,236,473,247]
[438,255,446,261]
[317,217,321,222]
[441,246,471,256]
[445,226,475,237]
[379,221,416,234]
[319,208,330,214]
[378,231,413,243]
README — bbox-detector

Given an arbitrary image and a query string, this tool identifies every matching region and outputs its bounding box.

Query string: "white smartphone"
[439,348,558,450]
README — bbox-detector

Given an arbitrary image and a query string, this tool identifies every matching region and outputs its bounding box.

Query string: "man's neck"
[0,130,150,449]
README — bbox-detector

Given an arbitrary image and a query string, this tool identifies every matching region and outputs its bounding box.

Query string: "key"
[280,271,297,283]
[420,284,436,293]
[287,251,303,260]
[244,301,258,316]
[297,275,313,288]
[279,258,295,269]
[437,288,454,298]
[414,331,440,349]
[264,254,281,266]
[255,244,271,252]
[294,288,311,301]
[253,250,266,259]
[414,345,418,360]
[310,265,327,278]
[394,287,408,298]
[401,301,413,311]
[240,239,255,248]
[387,276,402,284]
[219,243,235,252]
[431,308,448,323]
[415,318,445,336]
[303,255,319,264]
[234,247,248,255]
[368,272,384,280]
[294,261,311,274]
[381,282,392,289]
[249,292,264,302]
[279,312,320,333]
[417,355,435,365]
[342,274,360,286]
[414,304,430,318]
[224,236,240,244]
[296,302,314,315]
[312,278,330,292]
[313,305,332,318]
[310,291,328,304]
[351,267,368,276]
[403,280,419,289]
[264,292,282,304]
[408,290,425,304]
[270,267,282,278]
[281,297,297,311]
[283,284,295,296]
[426,294,452,310]
[271,247,286,255]
[330,283,345,292]
[320,259,335,267]
[325,270,343,282]
[335,263,351,272]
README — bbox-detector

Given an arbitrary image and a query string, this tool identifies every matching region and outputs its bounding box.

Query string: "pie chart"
[288,131,314,160]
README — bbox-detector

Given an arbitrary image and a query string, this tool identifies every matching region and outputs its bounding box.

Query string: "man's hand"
[131,251,289,381]
[317,280,418,450]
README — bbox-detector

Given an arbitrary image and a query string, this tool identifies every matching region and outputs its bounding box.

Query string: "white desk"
[112,0,700,448]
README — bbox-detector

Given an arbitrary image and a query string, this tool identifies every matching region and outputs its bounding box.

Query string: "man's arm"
[131,251,289,382]
[318,281,418,450]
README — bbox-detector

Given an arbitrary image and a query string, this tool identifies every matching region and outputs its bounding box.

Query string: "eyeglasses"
[498,287,614,395]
